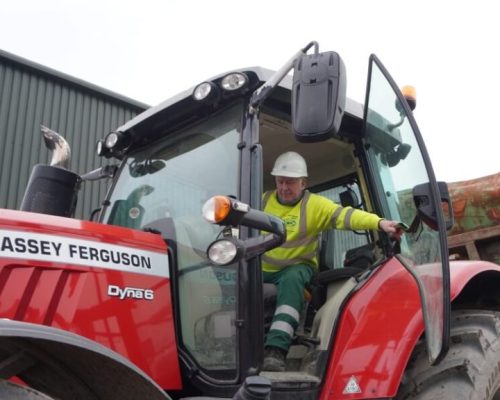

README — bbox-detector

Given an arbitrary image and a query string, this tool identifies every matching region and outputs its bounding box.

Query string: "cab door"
[362,55,450,363]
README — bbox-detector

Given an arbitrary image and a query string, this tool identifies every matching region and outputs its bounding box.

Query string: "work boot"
[262,346,286,372]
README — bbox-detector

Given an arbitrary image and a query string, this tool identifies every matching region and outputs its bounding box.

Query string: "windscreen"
[103,104,242,376]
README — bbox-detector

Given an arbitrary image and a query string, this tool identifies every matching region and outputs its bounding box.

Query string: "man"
[262,151,401,371]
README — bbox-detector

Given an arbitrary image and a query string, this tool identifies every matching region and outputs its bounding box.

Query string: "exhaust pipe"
[41,125,71,168]
[20,126,81,217]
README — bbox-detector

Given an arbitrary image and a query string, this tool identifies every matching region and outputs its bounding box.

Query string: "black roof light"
[96,139,106,157]
[221,72,248,92]
[193,81,219,102]
[96,131,131,158]
[105,131,129,149]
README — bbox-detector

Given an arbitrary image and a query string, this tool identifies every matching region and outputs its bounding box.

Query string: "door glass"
[363,56,448,363]
[103,104,242,376]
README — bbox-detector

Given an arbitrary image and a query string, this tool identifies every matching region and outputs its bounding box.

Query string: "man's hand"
[379,219,406,237]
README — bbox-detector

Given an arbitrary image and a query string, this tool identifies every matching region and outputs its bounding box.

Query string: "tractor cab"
[98,43,451,397]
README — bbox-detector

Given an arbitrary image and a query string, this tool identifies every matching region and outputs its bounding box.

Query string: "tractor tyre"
[0,381,55,399]
[396,310,500,399]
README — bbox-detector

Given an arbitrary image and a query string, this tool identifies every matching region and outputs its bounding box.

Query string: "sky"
[1,0,499,183]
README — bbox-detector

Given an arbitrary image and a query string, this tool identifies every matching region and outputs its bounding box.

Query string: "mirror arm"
[387,116,405,131]
[81,165,117,181]
[242,234,284,260]
[239,209,286,238]
[249,41,318,113]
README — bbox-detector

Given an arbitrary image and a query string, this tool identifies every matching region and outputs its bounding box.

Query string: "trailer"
[448,172,500,264]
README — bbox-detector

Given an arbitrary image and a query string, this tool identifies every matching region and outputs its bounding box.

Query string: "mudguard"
[448,259,500,299]
[320,257,500,399]
[0,319,171,399]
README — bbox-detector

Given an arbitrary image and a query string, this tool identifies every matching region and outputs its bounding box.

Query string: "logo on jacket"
[283,216,298,232]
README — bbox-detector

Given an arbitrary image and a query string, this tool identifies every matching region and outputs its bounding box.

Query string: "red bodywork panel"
[320,258,422,399]
[448,259,500,298]
[0,209,182,390]
[320,257,500,399]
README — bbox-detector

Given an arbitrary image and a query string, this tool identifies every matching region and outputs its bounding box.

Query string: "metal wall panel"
[0,50,148,219]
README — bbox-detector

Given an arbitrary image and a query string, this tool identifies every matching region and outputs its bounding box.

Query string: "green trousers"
[263,264,314,352]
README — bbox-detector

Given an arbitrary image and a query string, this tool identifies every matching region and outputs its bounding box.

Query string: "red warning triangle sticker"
[343,376,362,394]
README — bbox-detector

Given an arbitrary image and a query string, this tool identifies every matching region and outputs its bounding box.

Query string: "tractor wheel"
[0,380,55,399]
[396,310,500,399]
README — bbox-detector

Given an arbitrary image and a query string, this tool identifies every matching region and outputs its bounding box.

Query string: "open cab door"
[362,55,451,363]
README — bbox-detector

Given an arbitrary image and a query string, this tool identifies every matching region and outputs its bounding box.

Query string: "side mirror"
[413,182,454,231]
[381,143,412,167]
[129,160,166,177]
[339,187,359,208]
[292,51,346,143]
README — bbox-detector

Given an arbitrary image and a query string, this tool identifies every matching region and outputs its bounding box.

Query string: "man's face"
[275,176,306,205]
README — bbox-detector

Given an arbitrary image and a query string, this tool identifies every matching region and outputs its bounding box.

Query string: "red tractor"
[1,41,500,399]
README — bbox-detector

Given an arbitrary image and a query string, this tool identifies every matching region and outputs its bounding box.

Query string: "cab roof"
[116,66,364,137]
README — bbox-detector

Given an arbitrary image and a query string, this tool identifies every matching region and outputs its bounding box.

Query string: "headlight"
[207,239,239,265]
[221,73,248,91]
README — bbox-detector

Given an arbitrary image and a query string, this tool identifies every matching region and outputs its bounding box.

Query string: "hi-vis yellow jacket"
[262,190,382,272]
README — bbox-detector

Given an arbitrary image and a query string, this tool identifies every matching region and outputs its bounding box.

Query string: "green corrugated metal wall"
[0,50,149,219]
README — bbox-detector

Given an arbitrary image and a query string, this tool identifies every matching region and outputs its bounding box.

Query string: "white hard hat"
[270,151,308,178]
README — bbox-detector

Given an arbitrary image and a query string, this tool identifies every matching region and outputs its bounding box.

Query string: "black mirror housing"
[339,188,359,208]
[413,181,454,231]
[292,51,346,143]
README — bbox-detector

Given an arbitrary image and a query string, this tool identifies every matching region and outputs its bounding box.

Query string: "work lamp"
[193,81,218,102]
[221,73,248,91]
